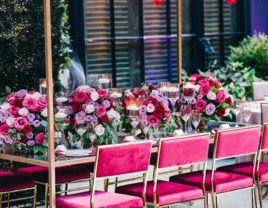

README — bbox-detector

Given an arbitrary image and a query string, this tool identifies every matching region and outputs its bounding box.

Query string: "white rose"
[41,108,48,117]
[18,107,29,116]
[107,109,116,119]
[6,117,14,127]
[207,91,216,100]
[115,112,121,121]
[32,92,43,100]
[77,85,90,93]
[151,90,159,96]
[224,108,230,117]
[1,102,10,113]
[229,82,234,88]
[147,104,155,113]
[90,92,99,101]
[85,104,95,114]
[195,84,201,93]
[95,124,105,136]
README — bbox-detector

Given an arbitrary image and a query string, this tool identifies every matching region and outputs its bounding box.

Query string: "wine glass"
[108,88,123,103]
[126,106,140,137]
[164,83,180,112]
[141,126,150,140]
[231,99,242,127]
[88,129,96,150]
[180,105,193,134]
[192,110,202,133]
[183,82,195,104]
[241,105,251,125]
[74,121,89,149]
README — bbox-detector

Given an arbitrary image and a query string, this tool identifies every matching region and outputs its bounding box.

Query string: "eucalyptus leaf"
[6,86,11,93]
[41,120,48,127]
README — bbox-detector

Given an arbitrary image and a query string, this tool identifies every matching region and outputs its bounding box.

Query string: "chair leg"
[203,194,208,208]
[190,165,194,172]
[251,188,257,208]
[33,185,37,208]
[0,193,2,208]
[211,192,216,208]
[7,192,10,208]
[253,186,258,208]
[257,184,263,208]
[206,193,209,208]
[45,183,48,208]
[215,195,219,208]
[65,183,68,196]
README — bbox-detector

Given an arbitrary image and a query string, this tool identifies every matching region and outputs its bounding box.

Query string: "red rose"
[101,116,110,124]
[72,101,82,112]
[217,108,226,117]
[23,125,32,134]
[97,88,108,98]
[226,0,236,4]
[152,0,163,6]
[149,85,157,91]
[153,109,161,117]
[12,99,22,107]
[135,89,146,96]
[70,118,75,128]
[20,135,27,144]
[157,104,166,113]
[225,96,233,106]
[210,81,220,88]
[74,91,88,103]
[146,97,158,107]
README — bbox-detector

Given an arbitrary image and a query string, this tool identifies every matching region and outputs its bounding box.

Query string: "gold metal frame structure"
[208,125,261,208]
[89,141,152,208]
[148,133,210,208]
[0,185,37,208]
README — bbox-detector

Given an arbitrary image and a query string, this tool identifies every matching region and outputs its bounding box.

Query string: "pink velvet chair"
[170,126,261,208]
[0,171,36,207]
[252,81,268,101]
[116,133,210,208]
[217,123,268,208]
[56,141,152,208]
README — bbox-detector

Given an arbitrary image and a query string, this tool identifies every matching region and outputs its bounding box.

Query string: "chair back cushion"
[261,104,268,124]
[261,124,268,151]
[96,141,151,178]
[252,82,268,101]
[215,126,260,159]
[158,134,210,169]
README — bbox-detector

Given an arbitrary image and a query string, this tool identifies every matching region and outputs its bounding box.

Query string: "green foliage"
[229,32,268,80]
[0,0,71,97]
[213,62,259,101]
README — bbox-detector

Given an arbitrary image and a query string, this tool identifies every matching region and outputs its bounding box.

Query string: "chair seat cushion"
[217,162,268,183]
[170,170,253,194]
[116,180,203,206]
[56,191,143,208]
[15,166,91,184]
[0,171,34,192]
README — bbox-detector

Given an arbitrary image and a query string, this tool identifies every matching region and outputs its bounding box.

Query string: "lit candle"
[56,97,68,102]
[55,112,67,119]
[127,105,139,111]
[159,87,168,92]
[111,92,122,98]
[167,87,179,92]
[98,78,110,83]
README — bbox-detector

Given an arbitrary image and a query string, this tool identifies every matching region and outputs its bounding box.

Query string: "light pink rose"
[90,92,99,101]
[85,104,95,114]
[22,98,39,111]
[38,97,47,107]
[35,133,45,145]
[13,117,28,131]
[207,91,216,100]
[146,104,155,113]
[96,105,106,118]
[215,90,226,103]
[94,124,105,136]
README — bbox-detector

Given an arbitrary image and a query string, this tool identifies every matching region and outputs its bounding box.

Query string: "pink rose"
[215,90,226,103]
[198,84,211,96]
[27,91,36,95]
[96,105,106,118]
[97,88,108,98]
[13,117,28,131]
[146,97,158,107]
[7,106,19,117]
[74,91,89,103]
[198,80,209,86]
[193,99,207,112]
[6,93,15,103]
[38,97,47,107]
[0,124,10,135]
[35,133,45,145]
[147,115,159,126]
[22,98,39,111]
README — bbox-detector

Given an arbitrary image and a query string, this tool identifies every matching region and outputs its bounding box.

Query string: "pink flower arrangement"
[176,73,232,121]
[0,90,48,153]
[68,85,120,145]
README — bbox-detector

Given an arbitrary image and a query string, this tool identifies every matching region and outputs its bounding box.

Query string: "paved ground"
[39,158,268,208]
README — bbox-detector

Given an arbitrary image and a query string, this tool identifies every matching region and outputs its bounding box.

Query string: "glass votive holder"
[108,88,122,103]
[39,79,47,96]
[55,92,69,108]
[158,82,170,95]
[183,82,195,99]
[98,74,112,90]
[55,107,68,120]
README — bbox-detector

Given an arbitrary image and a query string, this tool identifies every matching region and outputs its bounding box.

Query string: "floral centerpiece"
[68,85,121,145]
[176,73,232,122]
[0,90,48,153]
[122,83,175,137]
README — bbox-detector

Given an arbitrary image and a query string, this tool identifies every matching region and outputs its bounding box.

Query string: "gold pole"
[43,0,56,207]
[177,0,182,83]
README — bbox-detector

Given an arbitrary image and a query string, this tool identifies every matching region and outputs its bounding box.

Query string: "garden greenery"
[0,0,71,97]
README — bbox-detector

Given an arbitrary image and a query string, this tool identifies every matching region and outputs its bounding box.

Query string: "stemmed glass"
[241,105,251,125]
[74,121,89,149]
[183,82,195,104]
[141,126,150,140]
[180,105,193,134]
[231,99,242,127]
[164,83,180,112]
[88,128,96,150]
[192,110,202,133]
[126,106,140,137]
